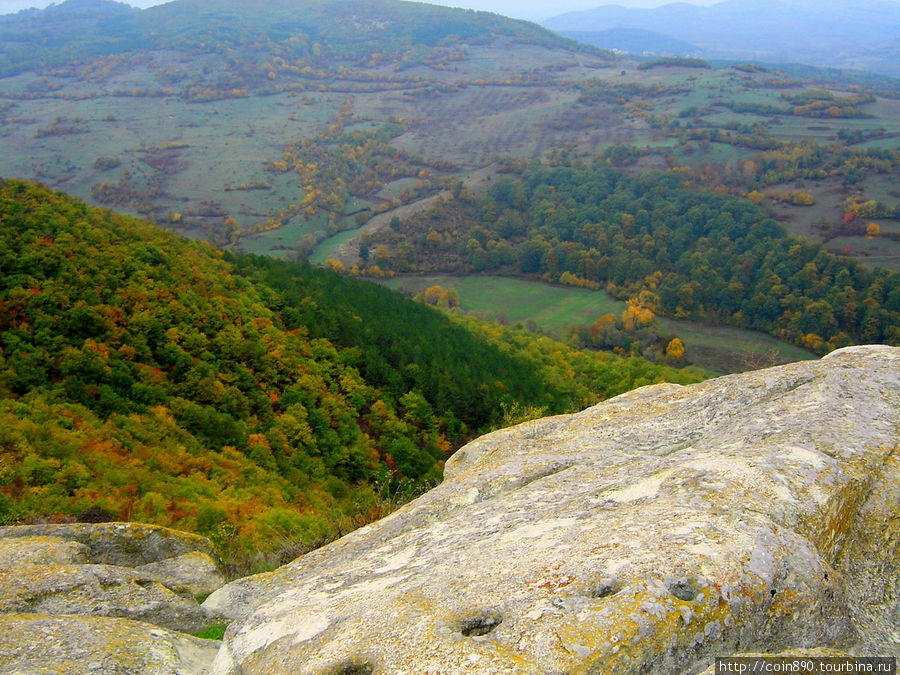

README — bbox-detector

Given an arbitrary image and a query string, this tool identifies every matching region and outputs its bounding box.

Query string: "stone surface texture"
[0,522,225,673]
[207,346,899,674]
[138,551,227,598]
[0,535,90,566]
[0,563,209,633]
[0,521,217,566]
[0,613,220,674]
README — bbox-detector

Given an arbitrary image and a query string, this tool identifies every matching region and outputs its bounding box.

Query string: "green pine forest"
[0,179,704,571]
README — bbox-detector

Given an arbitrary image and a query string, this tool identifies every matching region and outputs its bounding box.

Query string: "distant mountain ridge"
[556,27,701,56]
[544,0,900,76]
[0,0,580,77]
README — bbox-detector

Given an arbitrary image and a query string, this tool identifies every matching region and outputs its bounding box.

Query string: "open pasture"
[381,274,814,373]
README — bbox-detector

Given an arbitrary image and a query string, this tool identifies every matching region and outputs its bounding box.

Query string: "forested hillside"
[0,179,704,570]
[0,0,575,79]
[3,0,898,280]
[363,160,900,353]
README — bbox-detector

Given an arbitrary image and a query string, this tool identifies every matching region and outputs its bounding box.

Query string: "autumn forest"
[0,0,898,570]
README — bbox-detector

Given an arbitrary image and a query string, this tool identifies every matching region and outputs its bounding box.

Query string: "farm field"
[381,275,814,373]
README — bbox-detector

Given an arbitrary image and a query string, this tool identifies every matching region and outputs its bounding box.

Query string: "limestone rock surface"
[0,613,219,674]
[0,535,90,566]
[209,346,899,674]
[138,551,227,598]
[0,563,209,633]
[0,522,226,671]
[0,522,217,566]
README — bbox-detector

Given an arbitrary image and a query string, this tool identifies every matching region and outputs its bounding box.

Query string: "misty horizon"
[4,0,882,22]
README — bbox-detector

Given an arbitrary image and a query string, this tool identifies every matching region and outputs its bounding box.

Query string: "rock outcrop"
[138,551,229,598]
[207,345,899,674]
[0,521,218,566]
[0,522,226,673]
[0,563,210,633]
[0,534,90,566]
[0,613,221,675]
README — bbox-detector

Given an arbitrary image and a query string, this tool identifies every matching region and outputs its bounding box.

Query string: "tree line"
[364,160,899,353]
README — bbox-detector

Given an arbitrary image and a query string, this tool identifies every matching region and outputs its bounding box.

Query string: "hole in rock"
[328,660,374,675]
[459,611,503,637]
[588,580,622,599]
[668,579,698,602]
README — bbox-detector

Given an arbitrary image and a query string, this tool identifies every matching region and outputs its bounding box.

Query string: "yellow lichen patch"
[557,579,745,673]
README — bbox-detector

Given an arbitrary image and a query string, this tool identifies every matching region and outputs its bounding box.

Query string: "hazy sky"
[0,0,729,21]
[2,0,897,21]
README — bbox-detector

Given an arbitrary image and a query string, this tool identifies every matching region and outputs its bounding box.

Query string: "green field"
[383,274,624,329]
[381,275,814,373]
[308,227,360,264]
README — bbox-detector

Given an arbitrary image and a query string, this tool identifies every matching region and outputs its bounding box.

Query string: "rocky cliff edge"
[206,345,899,674]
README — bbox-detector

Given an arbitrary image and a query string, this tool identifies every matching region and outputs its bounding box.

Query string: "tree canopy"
[0,179,704,570]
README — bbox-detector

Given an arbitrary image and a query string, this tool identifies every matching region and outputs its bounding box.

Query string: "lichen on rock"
[0,535,90,566]
[0,563,210,633]
[0,613,220,674]
[138,551,227,598]
[0,522,218,567]
[0,522,226,673]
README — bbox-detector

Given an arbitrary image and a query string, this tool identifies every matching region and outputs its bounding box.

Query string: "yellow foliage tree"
[439,287,460,309]
[423,285,444,305]
[621,298,655,332]
[746,190,764,204]
[665,337,686,361]
[800,333,824,351]
[789,189,815,206]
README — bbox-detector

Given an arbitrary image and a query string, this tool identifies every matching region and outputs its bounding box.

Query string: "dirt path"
[330,192,449,264]
[317,164,501,266]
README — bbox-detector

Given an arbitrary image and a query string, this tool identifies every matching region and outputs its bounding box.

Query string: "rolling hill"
[0,0,578,78]
[0,0,898,379]
[1,0,897,273]
[543,0,900,77]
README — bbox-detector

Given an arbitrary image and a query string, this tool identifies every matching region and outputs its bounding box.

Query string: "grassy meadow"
[381,275,814,373]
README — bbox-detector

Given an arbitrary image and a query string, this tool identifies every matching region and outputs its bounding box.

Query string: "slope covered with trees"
[364,160,900,353]
[0,179,704,570]
[0,0,576,80]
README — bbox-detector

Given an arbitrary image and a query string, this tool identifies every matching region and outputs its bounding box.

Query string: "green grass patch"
[308,227,359,264]
[236,214,332,257]
[382,274,625,330]
[656,318,814,374]
[381,274,815,373]
[191,622,229,641]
